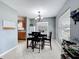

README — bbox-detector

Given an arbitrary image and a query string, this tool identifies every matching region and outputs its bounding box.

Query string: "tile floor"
[1,39,61,59]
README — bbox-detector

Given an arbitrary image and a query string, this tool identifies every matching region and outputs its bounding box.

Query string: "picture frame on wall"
[2,20,16,30]
[36,22,48,34]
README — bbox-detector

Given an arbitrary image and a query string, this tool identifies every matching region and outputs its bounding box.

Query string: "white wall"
[70,0,79,43]
[42,17,55,39]
[0,1,18,55]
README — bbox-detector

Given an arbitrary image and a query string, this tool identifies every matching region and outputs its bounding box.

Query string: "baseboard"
[0,46,17,57]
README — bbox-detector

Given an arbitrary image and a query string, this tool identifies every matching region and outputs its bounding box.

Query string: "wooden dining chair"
[43,32,52,50]
[27,33,33,48]
[31,32,41,53]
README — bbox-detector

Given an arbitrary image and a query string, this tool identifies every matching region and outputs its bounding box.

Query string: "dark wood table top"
[28,33,47,37]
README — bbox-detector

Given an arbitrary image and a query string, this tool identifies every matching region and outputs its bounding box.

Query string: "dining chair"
[32,32,41,53]
[43,32,52,50]
[27,33,33,48]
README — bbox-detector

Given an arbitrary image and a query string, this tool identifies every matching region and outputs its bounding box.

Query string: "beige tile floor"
[1,39,61,59]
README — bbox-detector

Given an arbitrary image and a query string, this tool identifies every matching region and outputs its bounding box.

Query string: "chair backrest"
[49,32,52,40]
[32,32,40,37]
[32,32,41,41]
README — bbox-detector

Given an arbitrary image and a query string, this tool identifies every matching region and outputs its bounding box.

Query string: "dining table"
[28,32,47,49]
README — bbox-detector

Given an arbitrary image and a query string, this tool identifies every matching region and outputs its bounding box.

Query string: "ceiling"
[0,0,67,18]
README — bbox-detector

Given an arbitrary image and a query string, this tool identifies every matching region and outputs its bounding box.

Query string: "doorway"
[18,16,27,43]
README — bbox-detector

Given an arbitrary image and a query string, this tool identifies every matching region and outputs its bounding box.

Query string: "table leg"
[27,39,28,48]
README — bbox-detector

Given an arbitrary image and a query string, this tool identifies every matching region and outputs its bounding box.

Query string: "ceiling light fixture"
[35,11,43,22]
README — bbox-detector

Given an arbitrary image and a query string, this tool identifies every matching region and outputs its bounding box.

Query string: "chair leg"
[50,41,52,50]
[43,40,45,49]
[39,44,40,53]
[32,40,34,52]
[35,41,37,47]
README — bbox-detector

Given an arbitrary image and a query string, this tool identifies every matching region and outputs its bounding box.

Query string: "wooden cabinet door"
[18,32,26,40]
